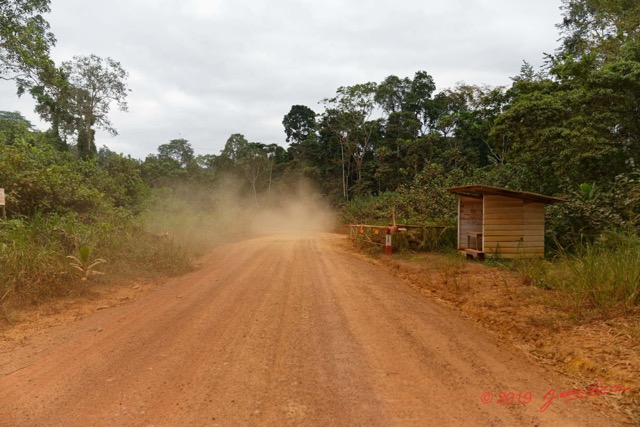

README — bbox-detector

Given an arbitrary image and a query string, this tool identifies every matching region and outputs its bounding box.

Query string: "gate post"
[385,227,392,255]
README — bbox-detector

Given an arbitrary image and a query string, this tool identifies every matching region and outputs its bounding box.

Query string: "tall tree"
[239,142,268,206]
[263,143,286,192]
[323,82,380,197]
[61,54,130,158]
[492,0,640,196]
[0,0,67,149]
[157,138,194,168]
[220,133,249,162]
[30,67,76,151]
[404,70,437,135]
[558,0,640,60]
[375,75,411,115]
[282,105,316,146]
[0,0,56,89]
[219,133,269,204]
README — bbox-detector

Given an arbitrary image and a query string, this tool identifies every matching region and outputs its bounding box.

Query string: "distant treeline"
[1,0,639,245]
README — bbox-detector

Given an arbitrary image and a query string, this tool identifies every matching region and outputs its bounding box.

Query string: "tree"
[445,84,511,168]
[374,110,423,191]
[30,66,75,151]
[0,0,56,88]
[219,133,270,205]
[323,83,380,198]
[157,138,194,168]
[0,111,36,144]
[239,143,268,206]
[220,133,249,162]
[282,105,316,145]
[491,0,640,197]
[96,146,148,211]
[263,143,286,192]
[557,0,640,61]
[0,1,67,149]
[404,70,437,135]
[61,54,130,158]
[375,75,411,115]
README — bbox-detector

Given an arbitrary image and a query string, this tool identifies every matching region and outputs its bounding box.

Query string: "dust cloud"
[250,184,336,235]
[142,177,336,255]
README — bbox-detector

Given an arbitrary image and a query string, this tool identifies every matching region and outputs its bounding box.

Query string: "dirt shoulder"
[0,277,164,346]
[348,241,640,424]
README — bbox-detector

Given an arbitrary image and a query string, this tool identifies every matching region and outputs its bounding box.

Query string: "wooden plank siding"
[448,185,560,259]
[481,195,545,259]
[521,202,545,258]
[457,196,482,250]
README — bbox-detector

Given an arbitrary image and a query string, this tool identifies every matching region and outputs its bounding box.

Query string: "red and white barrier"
[385,227,392,255]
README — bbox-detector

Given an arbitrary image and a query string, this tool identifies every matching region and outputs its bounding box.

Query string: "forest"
[1,0,639,311]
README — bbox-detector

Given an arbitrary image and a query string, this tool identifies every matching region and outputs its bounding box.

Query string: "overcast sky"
[1,0,564,159]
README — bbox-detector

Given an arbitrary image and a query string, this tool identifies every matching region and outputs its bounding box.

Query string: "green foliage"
[322,83,381,198]
[0,210,192,302]
[96,146,149,211]
[0,214,67,298]
[341,192,402,225]
[0,141,148,217]
[400,226,457,253]
[157,138,194,168]
[341,164,458,252]
[492,0,640,199]
[516,229,640,313]
[0,141,106,216]
[558,0,640,60]
[60,54,130,158]
[547,178,640,250]
[283,105,316,145]
[0,111,39,145]
[0,134,194,304]
[394,164,459,225]
[66,245,107,281]
[0,0,56,87]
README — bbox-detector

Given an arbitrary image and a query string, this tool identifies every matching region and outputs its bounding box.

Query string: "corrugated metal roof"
[446,185,566,204]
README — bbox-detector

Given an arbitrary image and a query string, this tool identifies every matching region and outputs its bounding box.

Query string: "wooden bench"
[467,231,483,250]
[465,249,485,261]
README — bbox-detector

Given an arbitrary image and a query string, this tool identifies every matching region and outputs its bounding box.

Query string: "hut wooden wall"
[522,202,545,257]
[458,196,483,250]
[483,195,545,258]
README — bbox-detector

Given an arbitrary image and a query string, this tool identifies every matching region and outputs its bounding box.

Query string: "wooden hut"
[446,185,565,260]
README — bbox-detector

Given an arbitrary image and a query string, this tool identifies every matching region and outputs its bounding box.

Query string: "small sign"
[0,188,4,206]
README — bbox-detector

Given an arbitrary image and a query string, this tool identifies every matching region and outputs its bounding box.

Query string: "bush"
[341,192,402,225]
[0,141,107,217]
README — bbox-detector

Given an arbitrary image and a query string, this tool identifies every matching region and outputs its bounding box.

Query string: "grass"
[557,230,640,310]
[509,229,640,316]
[0,210,193,306]
[0,215,70,300]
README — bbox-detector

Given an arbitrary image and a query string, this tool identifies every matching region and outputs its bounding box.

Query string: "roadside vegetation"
[511,229,640,313]
[1,0,640,322]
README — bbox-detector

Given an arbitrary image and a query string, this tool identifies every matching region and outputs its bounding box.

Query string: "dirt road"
[0,233,616,426]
